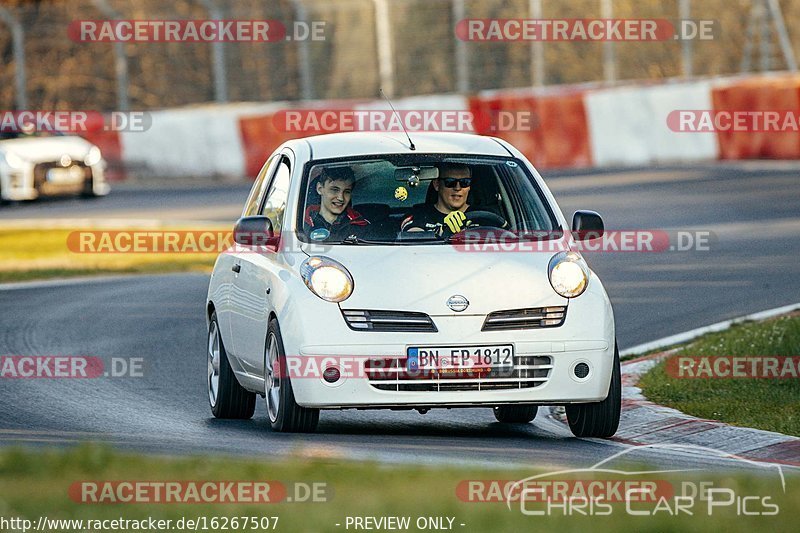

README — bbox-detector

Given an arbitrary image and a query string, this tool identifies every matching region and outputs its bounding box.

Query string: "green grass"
[0,444,797,532]
[638,315,800,436]
[0,228,221,282]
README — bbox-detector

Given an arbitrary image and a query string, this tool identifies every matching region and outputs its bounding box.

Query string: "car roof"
[288,131,513,160]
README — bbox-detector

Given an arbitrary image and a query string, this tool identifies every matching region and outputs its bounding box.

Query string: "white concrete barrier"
[586,81,719,166]
[119,102,284,179]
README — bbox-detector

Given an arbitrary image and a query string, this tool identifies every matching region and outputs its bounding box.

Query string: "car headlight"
[84,146,102,166]
[1,151,25,169]
[300,256,354,303]
[548,251,589,298]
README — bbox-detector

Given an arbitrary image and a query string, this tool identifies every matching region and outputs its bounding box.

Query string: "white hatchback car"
[206,132,619,438]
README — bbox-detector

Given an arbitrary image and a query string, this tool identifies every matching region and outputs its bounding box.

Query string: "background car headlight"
[548,251,589,298]
[84,146,102,166]
[301,256,354,302]
[1,151,25,169]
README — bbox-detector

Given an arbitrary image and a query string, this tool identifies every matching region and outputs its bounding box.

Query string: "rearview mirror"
[233,216,278,247]
[394,166,439,184]
[571,210,604,240]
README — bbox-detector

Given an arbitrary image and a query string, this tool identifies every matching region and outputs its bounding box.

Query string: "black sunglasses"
[441,178,472,188]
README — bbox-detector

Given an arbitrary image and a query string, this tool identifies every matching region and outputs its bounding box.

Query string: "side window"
[242,154,278,217]
[260,157,292,231]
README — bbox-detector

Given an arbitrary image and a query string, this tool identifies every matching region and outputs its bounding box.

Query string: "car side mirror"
[571,210,604,240]
[233,216,278,247]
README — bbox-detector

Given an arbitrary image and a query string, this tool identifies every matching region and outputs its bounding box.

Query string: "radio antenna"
[380,88,415,151]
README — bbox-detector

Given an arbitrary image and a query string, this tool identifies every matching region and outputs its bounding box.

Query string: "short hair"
[436,162,471,178]
[319,166,355,186]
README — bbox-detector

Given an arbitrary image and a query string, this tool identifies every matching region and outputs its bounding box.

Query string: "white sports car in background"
[206,131,619,438]
[0,130,109,201]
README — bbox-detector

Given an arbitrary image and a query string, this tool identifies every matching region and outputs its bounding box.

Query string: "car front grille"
[341,309,437,332]
[482,306,566,331]
[365,355,552,391]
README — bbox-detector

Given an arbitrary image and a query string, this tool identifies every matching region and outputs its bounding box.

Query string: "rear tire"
[265,318,320,433]
[565,344,621,438]
[493,405,538,423]
[207,311,256,419]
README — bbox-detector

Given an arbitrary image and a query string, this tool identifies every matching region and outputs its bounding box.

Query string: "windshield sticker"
[309,228,331,241]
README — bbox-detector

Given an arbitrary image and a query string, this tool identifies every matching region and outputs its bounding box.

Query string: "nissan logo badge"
[446,295,469,312]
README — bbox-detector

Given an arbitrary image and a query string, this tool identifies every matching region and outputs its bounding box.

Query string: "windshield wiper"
[338,235,395,245]
[339,235,365,245]
[442,229,564,244]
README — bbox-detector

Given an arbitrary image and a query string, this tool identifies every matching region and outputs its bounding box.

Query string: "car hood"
[0,136,95,164]
[300,241,570,316]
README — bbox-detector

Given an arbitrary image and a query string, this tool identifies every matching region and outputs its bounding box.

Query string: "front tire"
[207,311,256,419]
[565,345,621,438]
[493,405,538,423]
[81,178,99,198]
[265,318,319,433]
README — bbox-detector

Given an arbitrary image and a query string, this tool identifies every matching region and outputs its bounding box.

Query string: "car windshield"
[296,155,560,245]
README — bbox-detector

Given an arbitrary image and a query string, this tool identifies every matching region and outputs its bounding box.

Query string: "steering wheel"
[444,210,518,243]
[464,210,507,229]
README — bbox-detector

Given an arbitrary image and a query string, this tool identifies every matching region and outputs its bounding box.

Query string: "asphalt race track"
[1,162,799,472]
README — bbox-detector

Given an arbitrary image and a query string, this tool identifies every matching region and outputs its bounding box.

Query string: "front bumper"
[291,340,614,408]
[1,161,108,200]
[287,296,615,408]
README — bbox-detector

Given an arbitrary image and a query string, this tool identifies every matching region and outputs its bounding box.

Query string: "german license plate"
[406,344,514,373]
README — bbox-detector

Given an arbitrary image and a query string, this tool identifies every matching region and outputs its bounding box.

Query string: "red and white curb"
[553,302,800,467]
[617,350,800,467]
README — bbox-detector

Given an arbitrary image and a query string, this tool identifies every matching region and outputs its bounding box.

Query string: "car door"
[228,153,293,376]
[215,154,279,354]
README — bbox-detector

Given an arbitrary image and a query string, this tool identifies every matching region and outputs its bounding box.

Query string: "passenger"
[303,167,370,241]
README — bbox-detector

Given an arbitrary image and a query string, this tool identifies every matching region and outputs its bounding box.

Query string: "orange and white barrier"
[98,73,800,181]
[117,103,282,179]
[711,76,800,160]
[469,88,592,168]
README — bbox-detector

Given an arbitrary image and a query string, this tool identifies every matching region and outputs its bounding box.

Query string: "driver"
[400,163,507,234]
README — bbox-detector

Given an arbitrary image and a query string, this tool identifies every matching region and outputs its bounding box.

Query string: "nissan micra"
[206,132,619,438]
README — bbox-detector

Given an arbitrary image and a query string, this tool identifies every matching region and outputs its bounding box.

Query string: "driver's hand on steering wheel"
[443,211,468,234]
